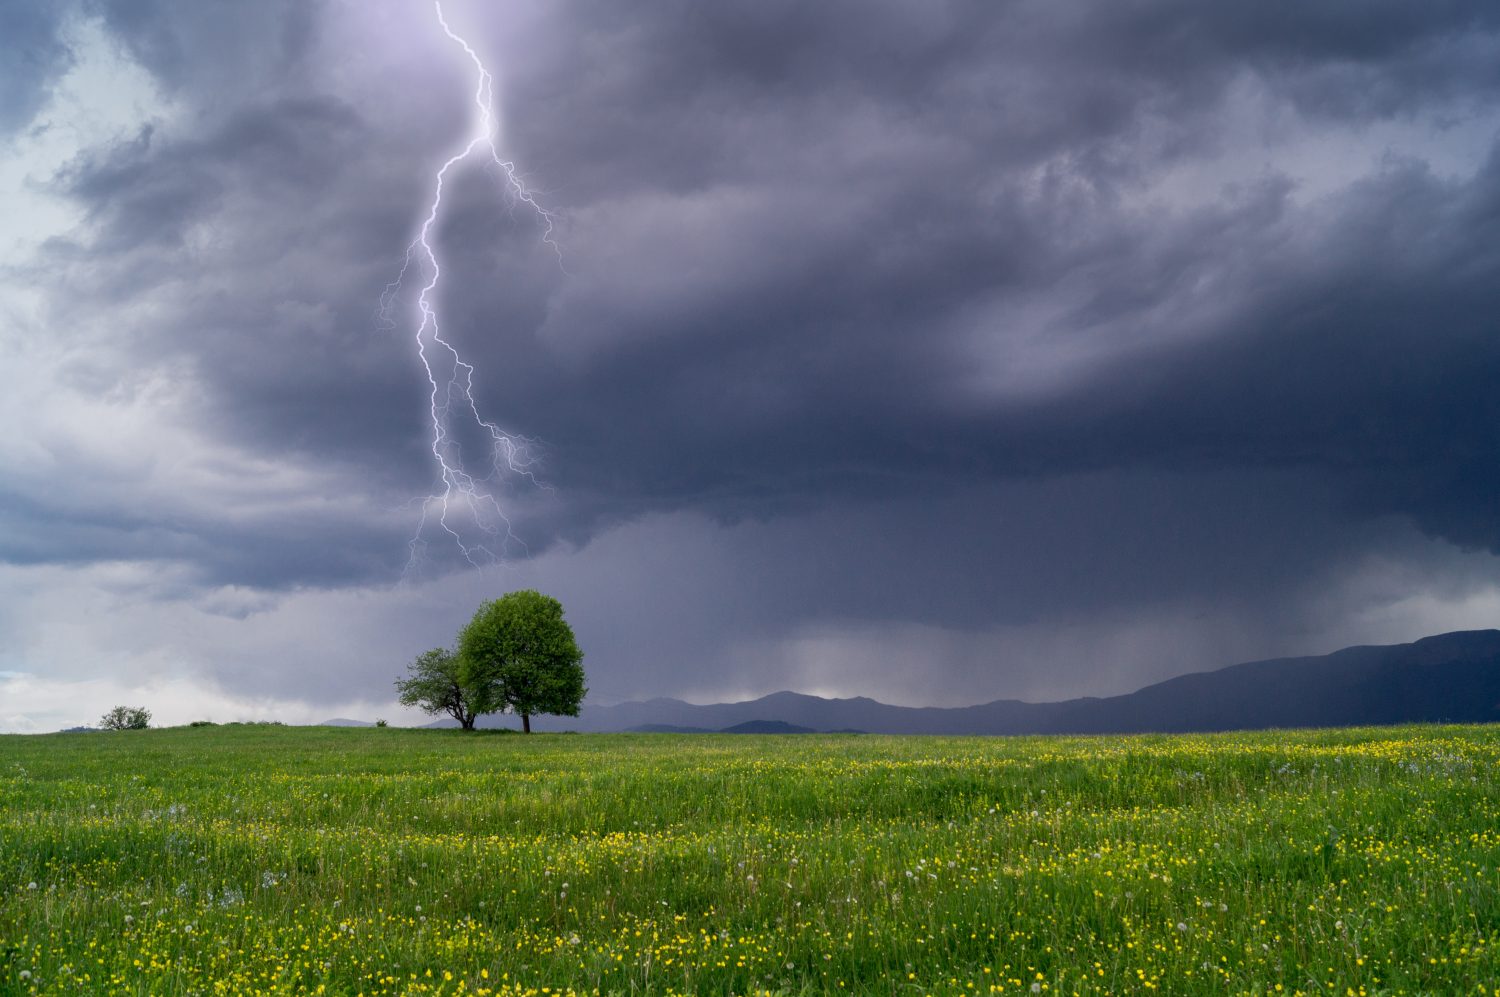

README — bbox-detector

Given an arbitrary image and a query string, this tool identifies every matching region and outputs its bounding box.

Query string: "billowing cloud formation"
[3,0,1500,727]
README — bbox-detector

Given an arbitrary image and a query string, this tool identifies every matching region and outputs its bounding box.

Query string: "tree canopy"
[458,590,586,733]
[394,647,481,731]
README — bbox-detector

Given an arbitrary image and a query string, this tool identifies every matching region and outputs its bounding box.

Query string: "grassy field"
[2,725,1498,996]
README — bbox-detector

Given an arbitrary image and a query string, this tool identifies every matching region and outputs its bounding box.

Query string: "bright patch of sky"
[0,15,167,265]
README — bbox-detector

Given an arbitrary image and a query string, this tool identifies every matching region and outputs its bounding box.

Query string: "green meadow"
[2,724,1498,996]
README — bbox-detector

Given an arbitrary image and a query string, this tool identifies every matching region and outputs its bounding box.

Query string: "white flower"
[26,882,37,890]
[1176,922,1189,932]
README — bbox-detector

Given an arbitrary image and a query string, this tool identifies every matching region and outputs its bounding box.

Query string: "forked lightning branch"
[381,1,560,574]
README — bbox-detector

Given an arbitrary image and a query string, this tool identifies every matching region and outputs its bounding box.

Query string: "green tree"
[100,705,150,730]
[395,647,481,731]
[459,590,585,733]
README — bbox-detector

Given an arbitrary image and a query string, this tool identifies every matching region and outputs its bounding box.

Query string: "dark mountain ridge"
[497,629,1500,734]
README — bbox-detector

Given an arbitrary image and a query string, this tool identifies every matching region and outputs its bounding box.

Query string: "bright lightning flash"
[382,1,560,575]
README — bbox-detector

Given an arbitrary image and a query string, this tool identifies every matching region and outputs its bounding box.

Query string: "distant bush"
[375,718,389,727]
[188,720,217,728]
[99,706,150,730]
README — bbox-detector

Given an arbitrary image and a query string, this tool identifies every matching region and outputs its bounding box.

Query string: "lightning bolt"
[382,0,560,576]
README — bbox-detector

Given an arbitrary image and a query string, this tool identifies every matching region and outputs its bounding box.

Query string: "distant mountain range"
[395,630,1500,735]
[631,720,828,735]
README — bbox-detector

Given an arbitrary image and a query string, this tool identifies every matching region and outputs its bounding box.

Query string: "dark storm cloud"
[0,3,71,135]
[17,0,1500,622]
[492,0,1500,200]
[38,87,427,467]
[0,496,402,590]
[1085,153,1500,551]
[59,97,367,249]
[85,0,319,99]
[0,0,320,137]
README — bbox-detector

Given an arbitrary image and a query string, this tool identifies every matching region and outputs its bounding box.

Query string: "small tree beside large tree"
[459,590,586,733]
[395,647,482,730]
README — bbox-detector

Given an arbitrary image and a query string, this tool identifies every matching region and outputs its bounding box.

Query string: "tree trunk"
[522,713,531,734]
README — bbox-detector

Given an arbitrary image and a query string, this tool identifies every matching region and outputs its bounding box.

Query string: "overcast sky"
[3,0,1500,731]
